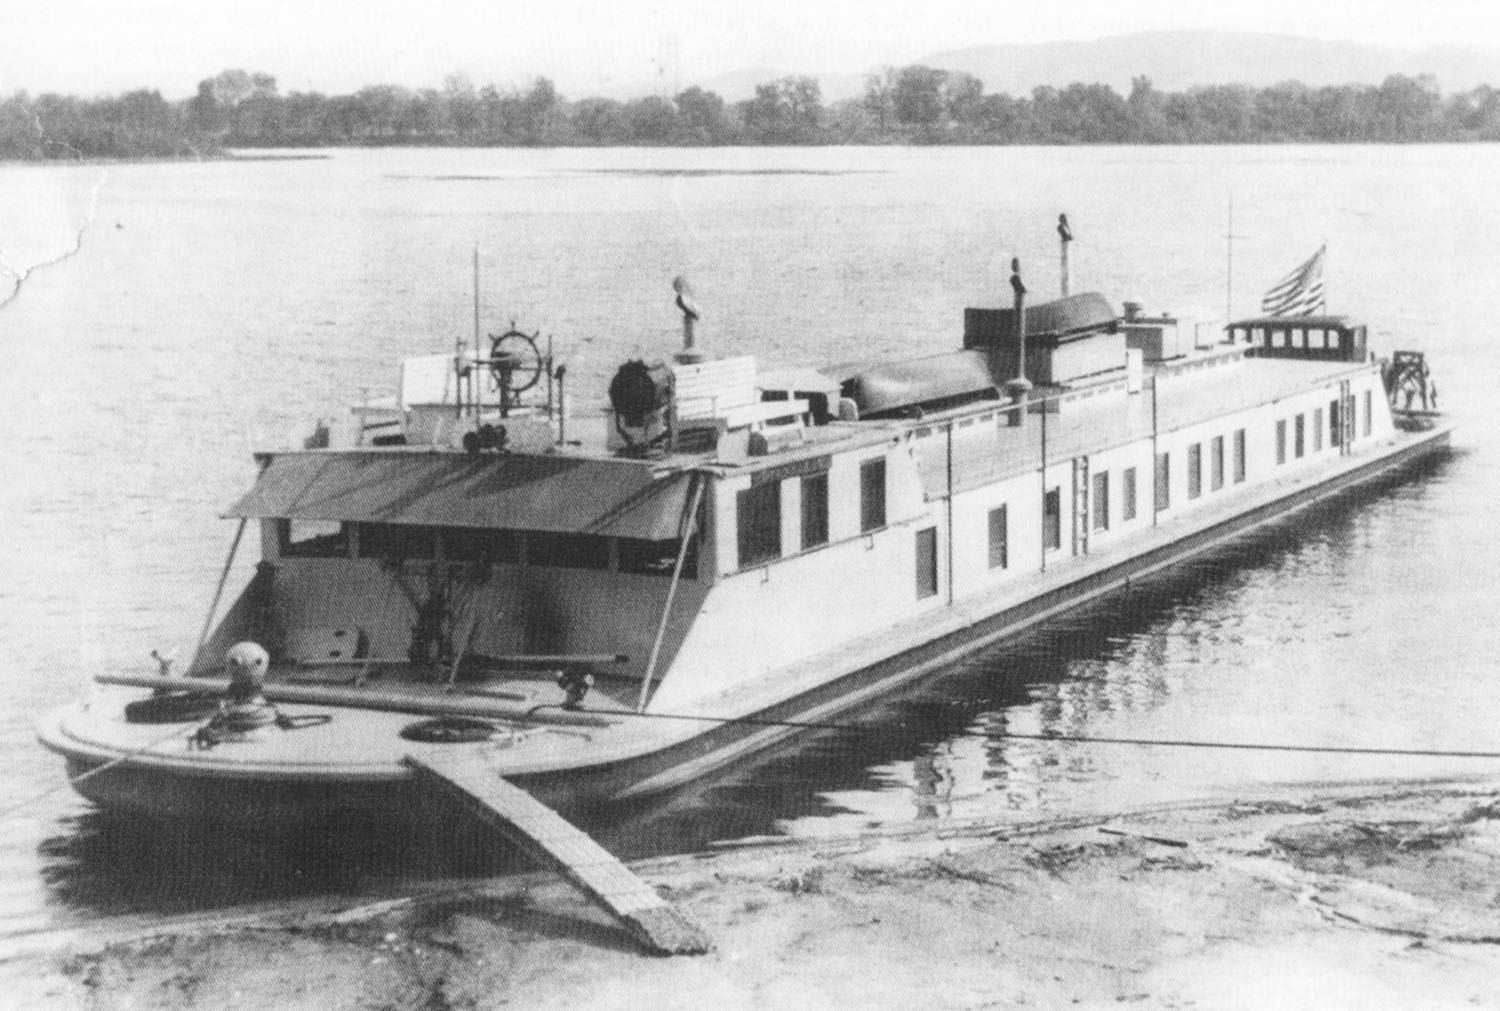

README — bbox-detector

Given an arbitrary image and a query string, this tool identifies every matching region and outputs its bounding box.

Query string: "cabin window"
[1211,436,1225,491]
[1123,467,1138,521]
[860,458,887,532]
[1234,429,1247,483]
[356,523,436,561]
[527,532,608,570]
[1271,329,1286,348]
[1363,390,1373,437]
[1290,329,1306,349]
[915,527,938,599]
[618,537,698,579]
[1154,453,1170,512]
[988,505,1008,569]
[1276,420,1287,465]
[1309,329,1327,349]
[1043,488,1062,550]
[1329,399,1340,447]
[801,473,829,550]
[444,528,519,565]
[279,519,349,558]
[1294,414,1305,458]
[1092,471,1109,531]
[1187,443,1202,499]
[1313,408,1323,451]
[737,481,782,567]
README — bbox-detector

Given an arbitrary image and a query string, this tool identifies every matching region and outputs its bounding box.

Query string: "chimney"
[1003,257,1033,427]
[673,275,704,364]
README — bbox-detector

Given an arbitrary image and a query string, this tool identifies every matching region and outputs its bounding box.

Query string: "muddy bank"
[6,781,1500,1009]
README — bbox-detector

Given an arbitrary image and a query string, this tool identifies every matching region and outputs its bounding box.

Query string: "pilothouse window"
[527,532,609,570]
[619,537,698,578]
[356,523,436,561]
[737,481,782,567]
[443,528,520,565]
[860,458,887,532]
[801,473,829,550]
[279,519,349,558]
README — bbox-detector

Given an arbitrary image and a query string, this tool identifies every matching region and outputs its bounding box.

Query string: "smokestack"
[1057,213,1073,298]
[673,275,703,364]
[1004,257,1032,427]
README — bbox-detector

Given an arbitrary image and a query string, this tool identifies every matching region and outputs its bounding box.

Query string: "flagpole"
[1225,192,1234,323]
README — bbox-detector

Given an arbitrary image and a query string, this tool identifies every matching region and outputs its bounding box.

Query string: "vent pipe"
[673,275,704,364]
[1003,257,1032,427]
[1057,213,1073,297]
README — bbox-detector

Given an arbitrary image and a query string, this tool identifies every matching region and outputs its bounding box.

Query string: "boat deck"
[274,662,641,713]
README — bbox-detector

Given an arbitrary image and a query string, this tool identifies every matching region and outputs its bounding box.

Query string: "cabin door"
[1071,456,1089,556]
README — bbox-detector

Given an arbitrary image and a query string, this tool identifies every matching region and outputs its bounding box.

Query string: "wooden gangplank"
[404,751,712,956]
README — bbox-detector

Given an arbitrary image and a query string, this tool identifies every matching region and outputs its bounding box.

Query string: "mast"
[472,244,482,417]
[1225,193,1234,324]
[1057,213,1072,297]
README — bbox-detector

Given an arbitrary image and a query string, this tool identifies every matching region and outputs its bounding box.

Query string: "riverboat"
[39,250,1451,823]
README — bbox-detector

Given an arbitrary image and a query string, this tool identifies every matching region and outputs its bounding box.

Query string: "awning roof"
[227,451,694,541]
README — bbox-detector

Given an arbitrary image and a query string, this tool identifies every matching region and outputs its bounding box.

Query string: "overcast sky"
[3,0,1499,99]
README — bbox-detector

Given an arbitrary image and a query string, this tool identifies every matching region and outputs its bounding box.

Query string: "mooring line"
[0,721,203,821]
[10,705,1495,825]
[601,707,1500,760]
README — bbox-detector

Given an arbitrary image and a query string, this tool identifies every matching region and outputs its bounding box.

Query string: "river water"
[0,144,1494,926]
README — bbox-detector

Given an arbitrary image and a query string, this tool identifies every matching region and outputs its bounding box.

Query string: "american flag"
[1260,246,1327,316]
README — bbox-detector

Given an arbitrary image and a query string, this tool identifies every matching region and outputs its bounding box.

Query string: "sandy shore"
[5,779,1500,1010]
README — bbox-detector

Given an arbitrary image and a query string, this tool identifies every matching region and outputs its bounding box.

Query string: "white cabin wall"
[1074,440,1156,550]
[948,468,1042,595]
[1149,368,1390,523]
[656,442,937,708]
[652,362,1401,711]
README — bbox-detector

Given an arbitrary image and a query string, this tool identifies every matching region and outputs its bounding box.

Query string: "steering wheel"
[488,330,543,394]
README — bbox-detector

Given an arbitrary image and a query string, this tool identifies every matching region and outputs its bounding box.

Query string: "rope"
[7,702,332,820]
[603,708,1500,760]
[11,701,1495,823]
[0,720,205,821]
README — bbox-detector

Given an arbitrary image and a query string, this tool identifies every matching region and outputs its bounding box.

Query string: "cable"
[0,720,203,821]
[601,707,1500,760]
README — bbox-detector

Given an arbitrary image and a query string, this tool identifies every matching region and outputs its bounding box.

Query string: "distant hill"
[921,32,1500,95]
[611,32,1500,105]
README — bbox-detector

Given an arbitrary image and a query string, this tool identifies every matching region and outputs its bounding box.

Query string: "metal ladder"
[1072,456,1090,556]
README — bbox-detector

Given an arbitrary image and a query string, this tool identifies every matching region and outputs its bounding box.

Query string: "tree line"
[4,65,1500,160]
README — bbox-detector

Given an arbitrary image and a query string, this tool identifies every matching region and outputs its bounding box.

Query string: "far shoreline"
[5,137,1500,169]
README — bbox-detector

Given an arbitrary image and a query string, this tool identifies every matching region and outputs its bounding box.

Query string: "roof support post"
[192,517,249,673]
[637,473,707,712]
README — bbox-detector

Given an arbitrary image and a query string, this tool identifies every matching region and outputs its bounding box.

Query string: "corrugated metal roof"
[227,451,693,541]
